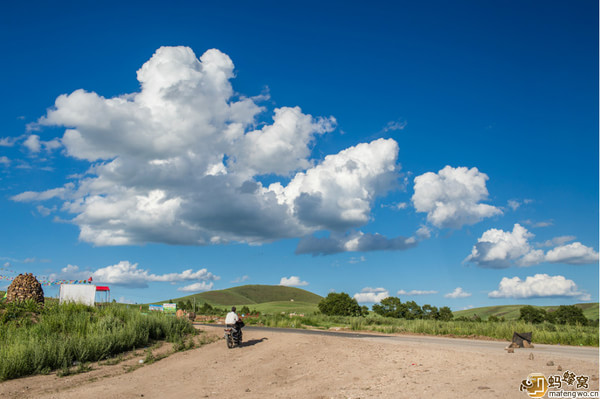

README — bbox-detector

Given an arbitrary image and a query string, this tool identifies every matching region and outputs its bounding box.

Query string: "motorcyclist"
[225,306,244,342]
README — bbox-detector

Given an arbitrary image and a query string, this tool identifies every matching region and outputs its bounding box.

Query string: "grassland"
[453,303,599,321]
[157,284,323,307]
[0,300,196,381]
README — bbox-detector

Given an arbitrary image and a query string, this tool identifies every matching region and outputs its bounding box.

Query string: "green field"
[157,284,323,309]
[453,303,599,321]
[244,300,318,315]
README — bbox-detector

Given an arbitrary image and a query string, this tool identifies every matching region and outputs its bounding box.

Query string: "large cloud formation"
[55,261,219,289]
[412,166,502,229]
[14,46,403,252]
[353,287,389,303]
[465,224,598,268]
[488,274,589,300]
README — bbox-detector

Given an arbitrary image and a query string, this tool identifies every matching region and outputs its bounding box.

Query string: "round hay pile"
[6,273,45,304]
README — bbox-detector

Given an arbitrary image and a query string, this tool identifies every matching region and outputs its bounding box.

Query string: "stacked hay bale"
[6,273,45,304]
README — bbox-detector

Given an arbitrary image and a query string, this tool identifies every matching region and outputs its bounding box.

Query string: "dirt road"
[1,325,598,399]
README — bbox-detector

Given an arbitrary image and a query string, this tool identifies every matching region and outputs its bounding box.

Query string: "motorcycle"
[224,321,243,348]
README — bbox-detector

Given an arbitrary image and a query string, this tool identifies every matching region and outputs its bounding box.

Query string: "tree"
[318,293,362,316]
[198,302,214,315]
[438,306,453,321]
[421,304,439,320]
[519,305,547,324]
[404,301,423,320]
[372,297,403,318]
[553,305,588,326]
[240,305,250,315]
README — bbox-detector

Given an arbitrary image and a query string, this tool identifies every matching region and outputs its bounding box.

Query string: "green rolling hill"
[155,284,323,314]
[453,303,599,321]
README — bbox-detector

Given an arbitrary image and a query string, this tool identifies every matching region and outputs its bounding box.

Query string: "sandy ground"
[1,325,598,399]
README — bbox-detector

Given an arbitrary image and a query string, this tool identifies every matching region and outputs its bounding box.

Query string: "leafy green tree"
[404,301,423,320]
[553,305,588,326]
[240,305,250,315]
[488,315,499,322]
[519,305,547,324]
[360,306,369,316]
[372,297,403,318]
[318,292,362,316]
[438,306,453,321]
[421,304,439,320]
[198,302,214,314]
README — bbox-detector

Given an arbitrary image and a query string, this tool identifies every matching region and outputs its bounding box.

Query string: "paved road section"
[198,323,599,362]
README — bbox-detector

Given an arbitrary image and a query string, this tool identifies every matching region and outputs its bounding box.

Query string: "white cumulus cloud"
[444,287,471,298]
[353,287,389,303]
[397,289,438,295]
[279,276,309,287]
[412,166,502,229]
[13,46,404,254]
[177,281,214,292]
[545,242,599,265]
[466,224,598,267]
[58,261,219,289]
[24,135,41,152]
[488,274,589,300]
[465,224,544,268]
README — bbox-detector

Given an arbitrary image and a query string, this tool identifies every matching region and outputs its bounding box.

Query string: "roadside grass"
[453,303,599,321]
[0,301,197,381]
[245,313,599,346]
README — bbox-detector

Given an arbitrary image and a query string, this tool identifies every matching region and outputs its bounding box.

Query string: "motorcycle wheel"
[226,334,234,349]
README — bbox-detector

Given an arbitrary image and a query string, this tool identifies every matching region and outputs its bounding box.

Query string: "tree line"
[317,293,597,326]
[518,305,595,326]
[317,293,453,320]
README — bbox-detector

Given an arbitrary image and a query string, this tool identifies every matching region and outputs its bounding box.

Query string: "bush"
[519,305,547,324]
[553,305,588,326]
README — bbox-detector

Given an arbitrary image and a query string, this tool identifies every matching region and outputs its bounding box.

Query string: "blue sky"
[1,1,598,309]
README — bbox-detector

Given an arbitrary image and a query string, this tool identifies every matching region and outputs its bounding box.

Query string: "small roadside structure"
[95,286,111,304]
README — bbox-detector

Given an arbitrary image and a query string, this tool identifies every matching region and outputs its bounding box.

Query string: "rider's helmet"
[231,306,236,312]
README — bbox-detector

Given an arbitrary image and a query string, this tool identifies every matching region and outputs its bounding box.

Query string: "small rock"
[547,361,554,366]
[529,353,534,360]
[478,386,491,390]
[506,348,514,353]
[245,388,251,392]
[557,365,562,371]
[139,360,144,364]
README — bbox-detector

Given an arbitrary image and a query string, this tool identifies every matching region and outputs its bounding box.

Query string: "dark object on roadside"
[187,312,196,321]
[6,273,44,305]
[512,332,533,348]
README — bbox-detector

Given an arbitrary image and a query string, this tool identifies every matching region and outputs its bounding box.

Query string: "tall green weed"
[0,302,195,381]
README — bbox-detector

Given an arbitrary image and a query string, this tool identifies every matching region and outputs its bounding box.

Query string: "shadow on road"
[241,337,268,347]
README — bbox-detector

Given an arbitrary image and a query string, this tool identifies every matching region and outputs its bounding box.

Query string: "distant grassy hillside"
[158,285,323,307]
[454,303,599,321]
